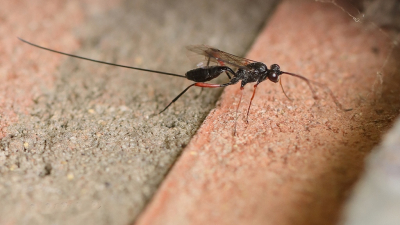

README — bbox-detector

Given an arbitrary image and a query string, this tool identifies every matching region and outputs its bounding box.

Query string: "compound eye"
[269,72,280,83]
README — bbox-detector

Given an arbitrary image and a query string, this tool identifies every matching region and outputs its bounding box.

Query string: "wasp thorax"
[257,63,267,73]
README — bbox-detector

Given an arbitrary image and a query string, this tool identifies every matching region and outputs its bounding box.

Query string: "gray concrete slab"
[0,0,278,224]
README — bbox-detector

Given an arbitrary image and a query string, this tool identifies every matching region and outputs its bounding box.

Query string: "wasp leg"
[160,78,239,114]
[246,83,259,123]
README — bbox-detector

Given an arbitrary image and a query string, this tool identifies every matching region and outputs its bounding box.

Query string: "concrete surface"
[0,0,278,224]
[136,1,400,225]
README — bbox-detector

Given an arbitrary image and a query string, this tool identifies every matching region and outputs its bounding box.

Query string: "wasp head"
[268,64,282,83]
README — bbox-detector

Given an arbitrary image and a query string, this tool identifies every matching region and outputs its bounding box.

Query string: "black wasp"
[19,38,349,134]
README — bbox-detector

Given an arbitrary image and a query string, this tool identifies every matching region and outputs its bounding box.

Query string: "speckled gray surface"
[0,0,278,224]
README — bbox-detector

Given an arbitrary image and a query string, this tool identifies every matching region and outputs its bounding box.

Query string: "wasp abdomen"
[185,66,231,82]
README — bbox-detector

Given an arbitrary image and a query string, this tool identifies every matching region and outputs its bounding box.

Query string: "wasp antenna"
[282,71,317,100]
[18,37,186,78]
[279,77,293,101]
[310,80,353,111]
[282,71,352,111]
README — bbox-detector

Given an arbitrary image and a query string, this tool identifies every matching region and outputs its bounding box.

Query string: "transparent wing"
[185,48,222,69]
[186,45,257,71]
